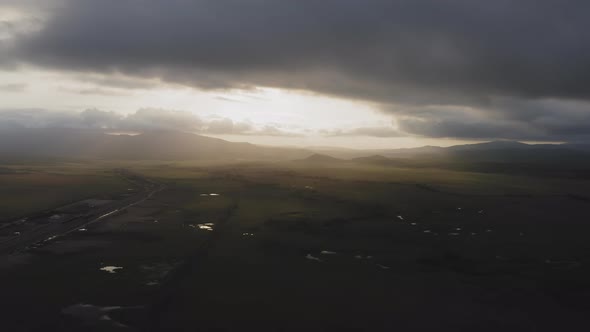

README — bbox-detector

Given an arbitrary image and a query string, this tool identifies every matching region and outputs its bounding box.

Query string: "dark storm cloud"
[15,0,590,100]
[5,0,590,141]
[394,99,590,141]
[398,117,539,140]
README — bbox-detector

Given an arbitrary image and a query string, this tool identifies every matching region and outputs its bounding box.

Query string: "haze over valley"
[2,1,590,331]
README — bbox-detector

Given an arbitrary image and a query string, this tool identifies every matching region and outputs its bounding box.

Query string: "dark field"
[0,165,130,223]
[1,162,590,331]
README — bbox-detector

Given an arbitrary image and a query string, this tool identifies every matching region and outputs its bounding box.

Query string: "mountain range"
[0,128,310,162]
[2,129,590,172]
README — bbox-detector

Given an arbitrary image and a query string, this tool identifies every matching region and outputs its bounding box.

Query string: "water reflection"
[100,266,123,274]
[62,304,141,328]
[197,223,214,231]
[305,254,321,262]
[188,223,215,231]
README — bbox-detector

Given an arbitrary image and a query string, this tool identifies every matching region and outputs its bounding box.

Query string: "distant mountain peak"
[351,154,390,162]
[300,153,342,162]
[0,128,311,162]
[449,140,529,151]
[485,140,527,146]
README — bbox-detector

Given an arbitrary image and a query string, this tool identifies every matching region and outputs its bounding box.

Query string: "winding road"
[0,170,164,254]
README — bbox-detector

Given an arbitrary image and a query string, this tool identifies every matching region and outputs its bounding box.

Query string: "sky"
[1,0,589,148]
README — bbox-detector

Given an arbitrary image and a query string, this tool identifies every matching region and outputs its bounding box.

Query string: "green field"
[1,161,590,331]
[0,164,130,222]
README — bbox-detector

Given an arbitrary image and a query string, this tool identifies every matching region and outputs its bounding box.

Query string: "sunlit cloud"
[1,1,589,147]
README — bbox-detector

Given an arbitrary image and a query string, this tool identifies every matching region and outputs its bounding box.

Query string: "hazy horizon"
[2,0,590,149]
[2,2,590,330]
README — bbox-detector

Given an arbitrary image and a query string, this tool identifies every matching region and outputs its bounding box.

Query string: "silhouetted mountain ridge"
[3,129,590,169]
[0,128,311,161]
[299,153,343,163]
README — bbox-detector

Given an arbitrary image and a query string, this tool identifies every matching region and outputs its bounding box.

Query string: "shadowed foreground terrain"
[1,160,590,331]
[4,0,590,329]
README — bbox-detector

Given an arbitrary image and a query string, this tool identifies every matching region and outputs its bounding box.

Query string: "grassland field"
[1,161,590,331]
[0,164,131,223]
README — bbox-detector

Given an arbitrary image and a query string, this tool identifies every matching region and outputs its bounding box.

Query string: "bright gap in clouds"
[0,69,473,149]
[0,69,388,127]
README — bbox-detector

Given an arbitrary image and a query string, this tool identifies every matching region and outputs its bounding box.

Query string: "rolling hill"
[0,128,312,161]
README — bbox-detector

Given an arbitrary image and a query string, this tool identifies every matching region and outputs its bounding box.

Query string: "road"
[0,169,164,254]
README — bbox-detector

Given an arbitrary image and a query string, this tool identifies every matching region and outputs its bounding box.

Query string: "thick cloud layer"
[3,0,590,141]
[0,108,202,131]
[0,108,302,136]
[394,99,590,141]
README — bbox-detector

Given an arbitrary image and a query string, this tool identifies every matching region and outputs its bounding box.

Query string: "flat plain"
[1,161,590,331]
